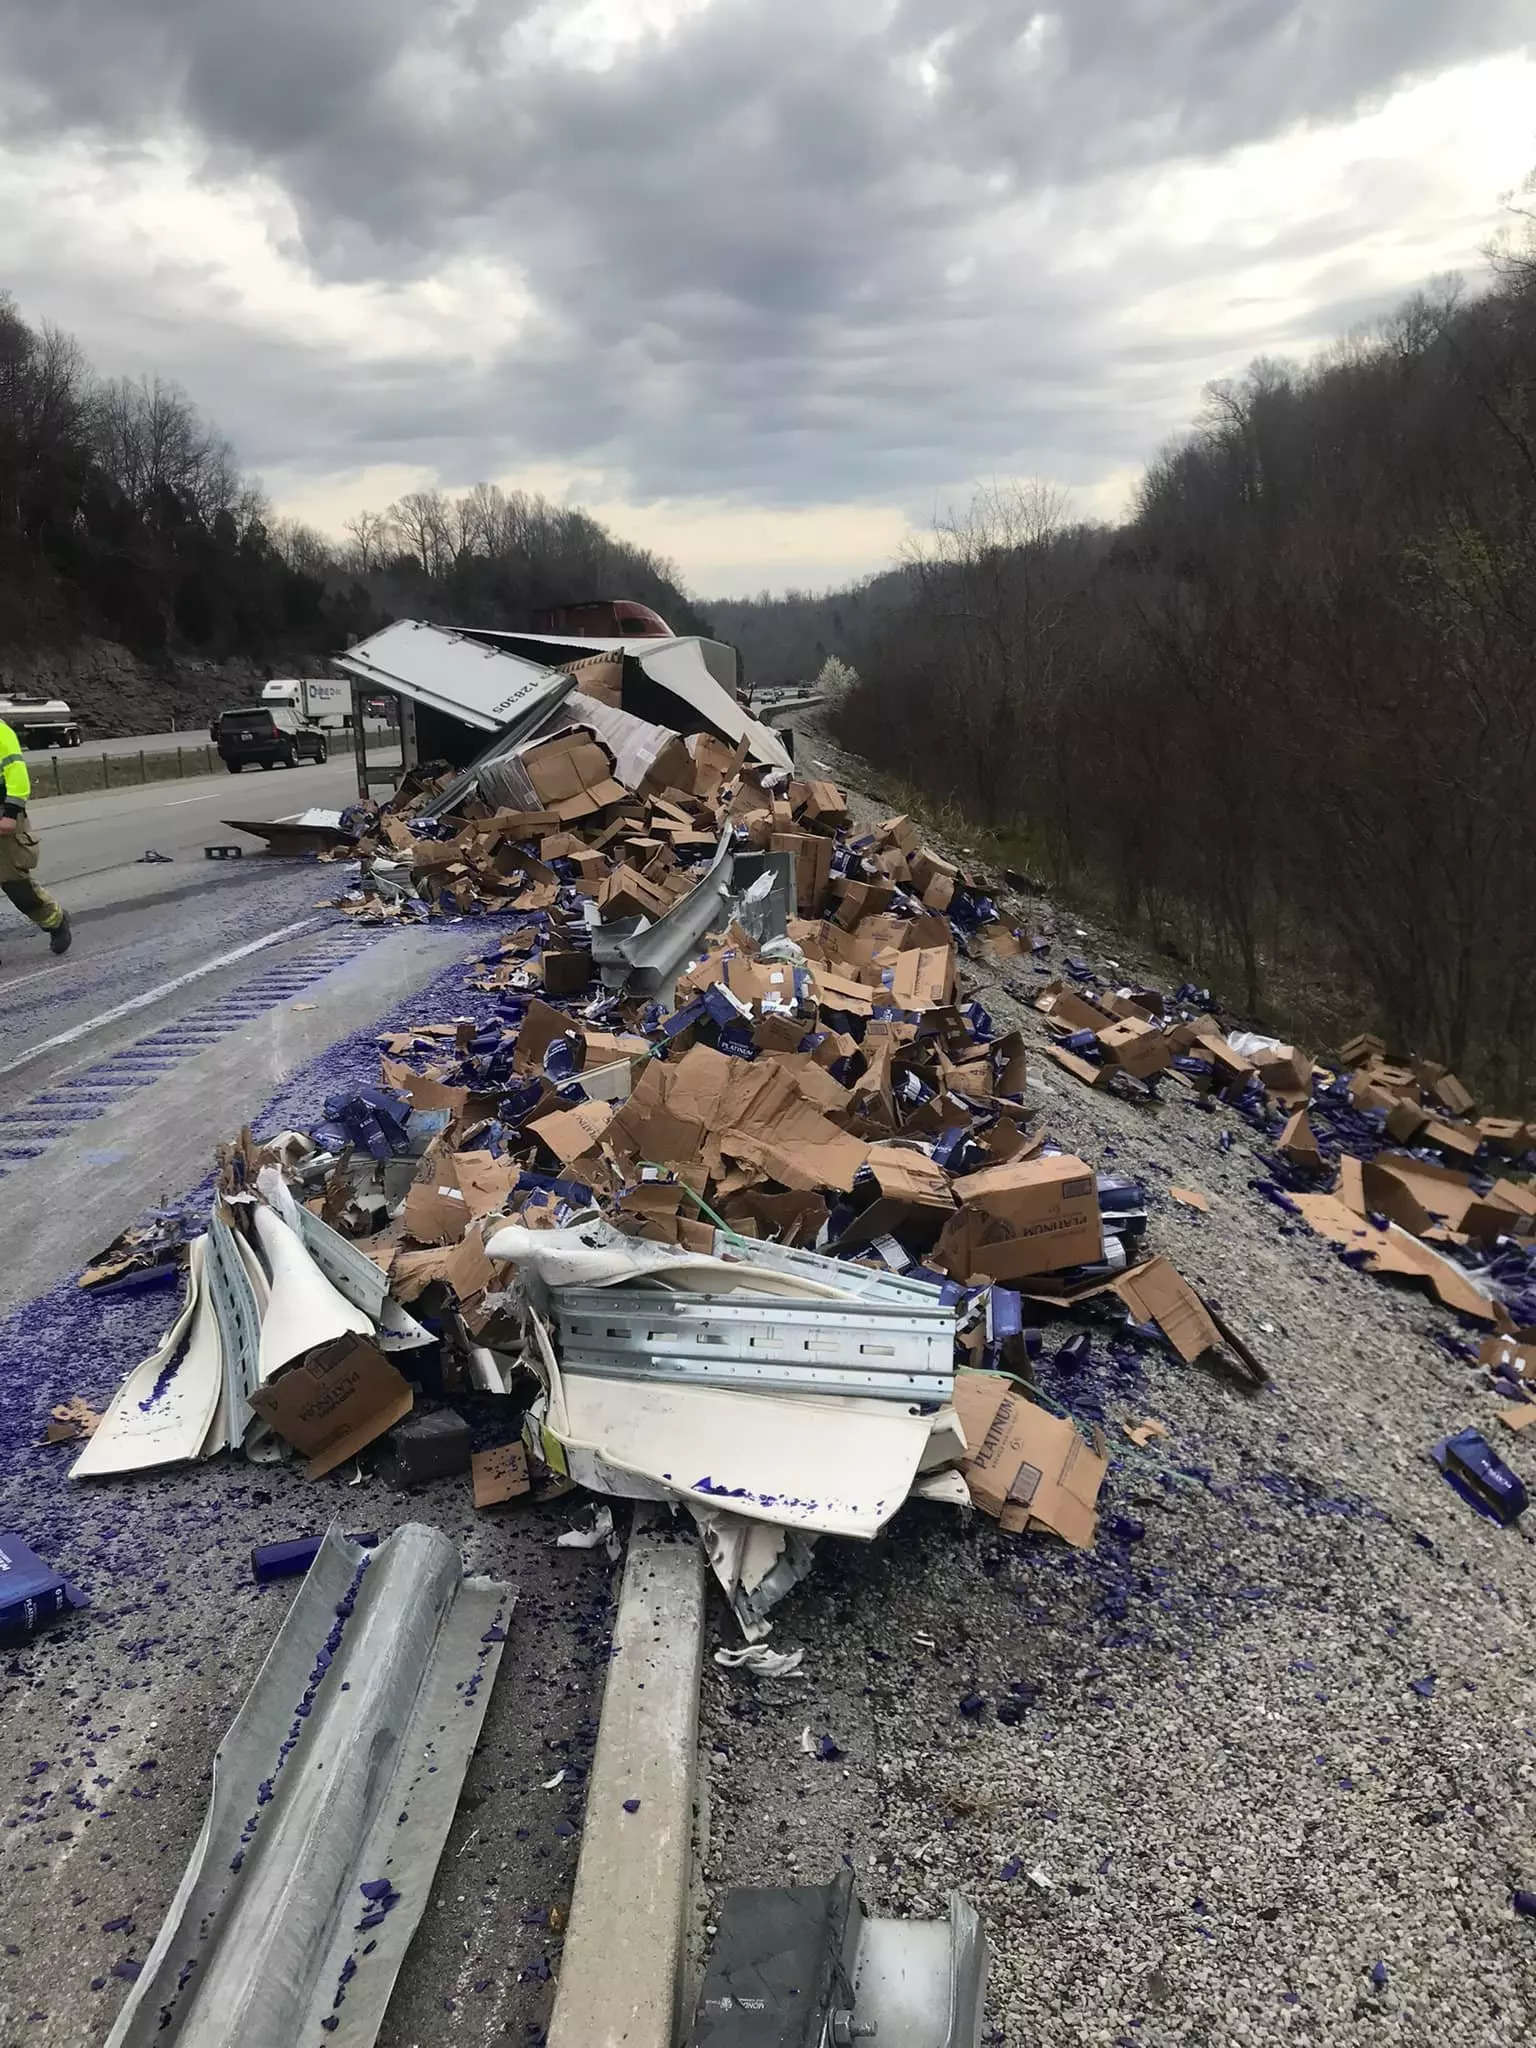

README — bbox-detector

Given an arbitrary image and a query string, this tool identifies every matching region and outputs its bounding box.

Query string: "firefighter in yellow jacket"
[0,717,73,955]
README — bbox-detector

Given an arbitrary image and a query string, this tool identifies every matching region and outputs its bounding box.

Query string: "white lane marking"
[0,964,63,992]
[10,916,323,1068]
[164,794,224,807]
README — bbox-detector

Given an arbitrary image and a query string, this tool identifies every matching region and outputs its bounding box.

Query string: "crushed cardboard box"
[951,1370,1108,1547]
[250,1337,414,1478]
[937,1155,1102,1281]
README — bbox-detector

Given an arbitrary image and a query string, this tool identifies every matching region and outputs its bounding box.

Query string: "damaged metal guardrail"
[105,1524,512,2048]
[550,1286,956,1403]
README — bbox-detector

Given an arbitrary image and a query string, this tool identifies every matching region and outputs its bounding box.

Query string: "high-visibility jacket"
[0,718,30,817]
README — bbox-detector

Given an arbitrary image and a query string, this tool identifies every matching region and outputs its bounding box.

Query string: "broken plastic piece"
[556,1505,618,1556]
[713,1644,806,1678]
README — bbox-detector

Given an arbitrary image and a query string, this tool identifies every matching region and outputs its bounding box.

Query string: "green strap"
[642,1166,752,1245]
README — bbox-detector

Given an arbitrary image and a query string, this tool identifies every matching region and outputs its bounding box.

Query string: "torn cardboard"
[250,1337,413,1478]
[1111,1257,1221,1364]
[1292,1193,1501,1325]
[832,1144,956,1252]
[1123,1418,1170,1447]
[530,1099,614,1166]
[472,1442,531,1507]
[402,1176,472,1246]
[1277,1108,1326,1174]
[1022,1255,1264,1379]
[520,730,629,822]
[950,1370,1107,1547]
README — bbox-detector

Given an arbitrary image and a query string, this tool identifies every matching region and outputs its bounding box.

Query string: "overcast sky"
[1,3,1532,596]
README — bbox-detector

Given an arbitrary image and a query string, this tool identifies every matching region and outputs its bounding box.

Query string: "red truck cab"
[531,599,673,638]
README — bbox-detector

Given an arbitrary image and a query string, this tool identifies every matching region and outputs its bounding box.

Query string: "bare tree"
[388,487,452,579]
[93,374,237,523]
[456,481,511,560]
[234,481,273,542]
[342,506,391,574]
[269,515,334,576]
[0,301,95,535]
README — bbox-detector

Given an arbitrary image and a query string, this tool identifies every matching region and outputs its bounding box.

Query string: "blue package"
[543,1036,579,1081]
[660,998,707,1040]
[0,1532,88,1638]
[1431,1431,1528,1526]
[252,1533,380,1584]
[702,983,749,1027]
[988,1287,1023,1341]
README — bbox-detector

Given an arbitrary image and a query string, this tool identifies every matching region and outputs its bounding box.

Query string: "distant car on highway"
[214,705,329,773]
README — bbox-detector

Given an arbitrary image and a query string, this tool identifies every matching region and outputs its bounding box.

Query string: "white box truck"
[259,677,352,728]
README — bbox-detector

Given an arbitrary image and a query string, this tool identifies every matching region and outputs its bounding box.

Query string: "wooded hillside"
[832,201,1536,1098]
[0,295,705,682]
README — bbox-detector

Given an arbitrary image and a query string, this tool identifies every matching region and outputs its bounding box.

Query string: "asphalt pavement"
[0,769,604,2044]
[0,758,362,1089]
[19,723,394,763]
[20,728,226,761]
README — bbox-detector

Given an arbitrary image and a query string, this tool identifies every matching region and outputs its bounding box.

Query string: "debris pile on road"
[954,930,1536,1519]
[73,779,1269,1637]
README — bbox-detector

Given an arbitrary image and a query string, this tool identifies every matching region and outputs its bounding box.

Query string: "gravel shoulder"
[698,715,1536,2047]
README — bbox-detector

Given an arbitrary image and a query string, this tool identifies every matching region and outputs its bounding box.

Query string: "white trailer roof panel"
[334,620,569,732]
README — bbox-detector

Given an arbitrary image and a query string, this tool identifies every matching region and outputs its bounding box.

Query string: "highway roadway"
[21,726,231,759]
[0,757,364,1073]
[0,748,604,2048]
[18,722,393,761]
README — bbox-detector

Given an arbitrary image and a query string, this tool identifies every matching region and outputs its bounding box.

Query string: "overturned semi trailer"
[335,620,789,806]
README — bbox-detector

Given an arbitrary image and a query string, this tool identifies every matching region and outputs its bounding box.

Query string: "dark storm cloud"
[0,0,1529,528]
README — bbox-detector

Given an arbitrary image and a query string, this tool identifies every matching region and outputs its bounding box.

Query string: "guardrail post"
[51,757,61,797]
[139,748,147,784]
[177,745,185,779]
[101,754,109,790]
